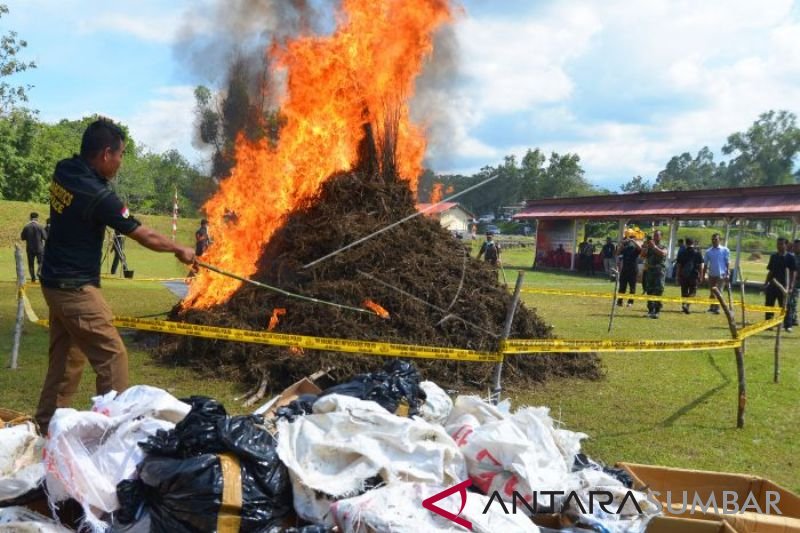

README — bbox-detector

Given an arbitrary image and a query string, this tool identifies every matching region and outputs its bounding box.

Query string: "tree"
[620,175,652,193]
[0,108,40,199]
[194,57,286,180]
[654,147,723,191]
[0,4,36,114]
[721,110,800,188]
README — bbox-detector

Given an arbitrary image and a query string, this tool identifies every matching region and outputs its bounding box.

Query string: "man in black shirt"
[36,118,196,433]
[601,237,616,281]
[195,219,211,257]
[675,238,704,314]
[20,212,47,282]
[477,232,501,266]
[763,237,797,331]
[616,237,641,307]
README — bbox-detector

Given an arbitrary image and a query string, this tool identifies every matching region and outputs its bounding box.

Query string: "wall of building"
[440,209,471,232]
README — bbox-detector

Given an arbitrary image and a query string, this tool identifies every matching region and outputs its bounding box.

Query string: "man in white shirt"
[702,233,730,314]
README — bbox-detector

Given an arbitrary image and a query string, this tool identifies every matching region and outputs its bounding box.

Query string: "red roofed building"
[514,184,800,276]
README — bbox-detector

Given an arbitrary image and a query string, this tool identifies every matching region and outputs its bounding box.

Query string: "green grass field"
[1,203,797,491]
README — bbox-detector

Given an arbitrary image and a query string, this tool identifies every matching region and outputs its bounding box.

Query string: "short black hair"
[30,212,38,219]
[685,238,694,246]
[80,118,126,159]
[777,237,787,244]
[712,233,720,239]
[201,219,208,225]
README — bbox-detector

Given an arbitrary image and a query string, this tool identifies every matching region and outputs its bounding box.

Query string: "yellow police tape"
[100,275,187,282]
[19,285,786,360]
[501,338,742,354]
[19,288,500,363]
[520,287,778,313]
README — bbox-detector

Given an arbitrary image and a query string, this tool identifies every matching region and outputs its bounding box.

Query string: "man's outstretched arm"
[128,226,195,264]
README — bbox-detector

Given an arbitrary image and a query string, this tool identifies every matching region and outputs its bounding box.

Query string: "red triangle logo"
[422,479,473,530]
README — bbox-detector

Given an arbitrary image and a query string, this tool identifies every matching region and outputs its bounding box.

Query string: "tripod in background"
[107,230,134,278]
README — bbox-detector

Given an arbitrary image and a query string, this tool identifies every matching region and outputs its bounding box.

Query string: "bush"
[743,239,763,253]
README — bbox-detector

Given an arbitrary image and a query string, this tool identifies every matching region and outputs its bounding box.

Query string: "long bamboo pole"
[9,244,26,369]
[491,271,524,405]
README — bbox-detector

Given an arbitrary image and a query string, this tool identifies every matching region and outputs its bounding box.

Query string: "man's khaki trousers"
[35,285,129,433]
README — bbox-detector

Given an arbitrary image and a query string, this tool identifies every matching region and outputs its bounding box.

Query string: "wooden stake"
[711,287,746,428]
[771,273,789,384]
[739,279,747,328]
[608,269,620,333]
[491,271,524,405]
[726,276,734,312]
[9,244,26,369]
[739,279,747,355]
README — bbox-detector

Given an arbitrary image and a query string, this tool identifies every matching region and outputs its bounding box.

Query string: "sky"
[4,0,800,190]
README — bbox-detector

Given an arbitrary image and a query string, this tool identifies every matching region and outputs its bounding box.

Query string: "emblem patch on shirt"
[121,206,130,218]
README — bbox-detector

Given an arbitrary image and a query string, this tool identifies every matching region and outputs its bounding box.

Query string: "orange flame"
[267,308,286,331]
[445,185,454,194]
[185,0,453,309]
[430,182,444,203]
[363,298,390,319]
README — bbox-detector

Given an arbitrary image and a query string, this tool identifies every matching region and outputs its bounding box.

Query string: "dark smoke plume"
[175,0,460,179]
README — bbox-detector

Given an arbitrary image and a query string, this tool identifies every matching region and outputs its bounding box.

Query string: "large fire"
[185,0,452,309]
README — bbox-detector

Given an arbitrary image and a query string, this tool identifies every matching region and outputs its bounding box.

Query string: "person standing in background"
[20,212,47,282]
[702,233,730,315]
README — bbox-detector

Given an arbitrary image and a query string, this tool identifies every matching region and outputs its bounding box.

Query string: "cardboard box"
[253,377,322,419]
[646,515,737,532]
[619,462,800,533]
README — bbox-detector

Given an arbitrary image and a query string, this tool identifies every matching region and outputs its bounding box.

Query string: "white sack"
[419,381,453,424]
[0,422,45,502]
[331,481,540,533]
[0,507,71,533]
[445,396,586,508]
[276,394,467,525]
[91,385,189,423]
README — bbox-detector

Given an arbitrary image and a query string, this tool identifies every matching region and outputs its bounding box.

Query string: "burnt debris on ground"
[155,130,601,394]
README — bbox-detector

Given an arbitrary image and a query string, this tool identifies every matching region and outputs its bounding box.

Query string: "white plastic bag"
[331,482,540,533]
[0,422,45,502]
[564,469,661,533]
[91,385,189,423]
[276,394,467,525]
[45,386,187,532]
[419,381,453,424]
[0,506,71,532]
[445,396,586,509]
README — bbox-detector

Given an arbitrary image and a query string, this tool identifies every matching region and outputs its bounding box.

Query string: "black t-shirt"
[41,156,141,289]
[766,252,797,283]
[479,240,500,261]
[195,226,209,255]
[21,221,47,253]
[620,243,640,271]
[676,247,704,279]
[601,243,615,258]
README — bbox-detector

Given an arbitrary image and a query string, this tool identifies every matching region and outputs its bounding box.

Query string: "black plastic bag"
[317,360,426,416]
[274,394,318,422]
[120,397,292,532]
[572,453,633,488]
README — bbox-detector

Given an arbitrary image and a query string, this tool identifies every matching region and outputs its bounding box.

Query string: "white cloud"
[125,86,203,162]
[441,0,800,187]
[76,4,212,44]
[78,13,180,44]
[455,4,600,114]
